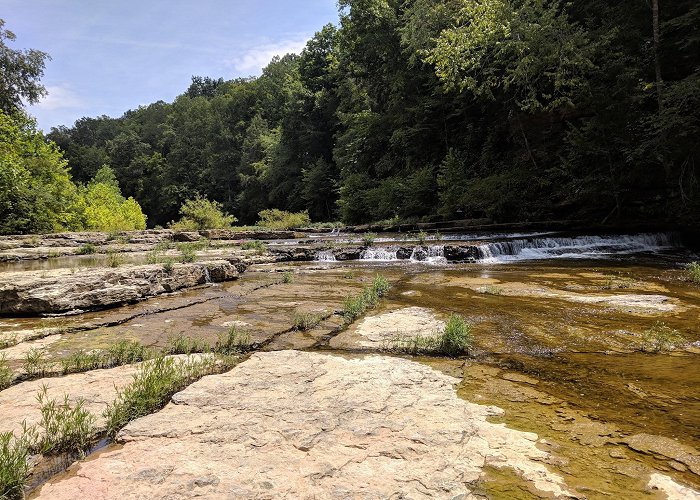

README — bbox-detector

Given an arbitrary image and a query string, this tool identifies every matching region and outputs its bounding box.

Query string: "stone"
[0,261,239,315]
[648,473,700,499]
[34,351,576,499]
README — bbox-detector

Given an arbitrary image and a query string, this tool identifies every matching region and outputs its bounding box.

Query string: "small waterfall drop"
[476,232,678,263]
[203,267,211,283]
[315,250,337,262]
[410,245,447,264]
[360,247,399,261]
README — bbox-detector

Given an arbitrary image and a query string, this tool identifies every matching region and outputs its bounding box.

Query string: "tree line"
[3,1,699,233]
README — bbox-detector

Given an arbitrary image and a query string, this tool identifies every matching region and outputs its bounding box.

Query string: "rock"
[444,245,480,262]
[35,351,576,499]
[332,246,363,261]
[172,232,201,242]
[331,307,445,349]
[268,247,317,262]
[623,433,700,475]
[648,473,700,499]
[0,261,239,315]
[200,229,296,240]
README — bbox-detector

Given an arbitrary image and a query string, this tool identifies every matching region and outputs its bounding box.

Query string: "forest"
[2,0,699,232]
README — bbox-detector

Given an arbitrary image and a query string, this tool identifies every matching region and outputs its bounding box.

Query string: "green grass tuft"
[78,243,97,255]
[687,261,700,284]
[0,355,12,390]
[292,311,323,331]
[215,326,252,354]
[390,314,472,357]
[640,321,685,353]
[0,432,30,499]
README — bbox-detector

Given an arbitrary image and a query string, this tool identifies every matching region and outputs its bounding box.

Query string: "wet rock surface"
[34,351,574,499]
[0,261,239,315]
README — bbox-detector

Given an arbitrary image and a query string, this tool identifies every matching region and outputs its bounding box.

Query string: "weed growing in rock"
[106,251,126,267]
[60,350,104,375]
[361,232,377,247]
[178,245,197,263]
[0,354,12,390]
[107,340,150,366]
[242,240,266,254]
[104,355,226,437]
[292,311,323,331]
[166,333,211,355]
[31,386,96,455]
[480,285,502,295]
[640,322,685,353]
[687,262,700,284]
[342,275,391,322]
[78,243,97,255]
[282,271,294,284]
[417,230,427,245]
[0,431,30,499]
[23,348,50,378]
[0,334,17,350]
[390,314,472,358]
[162,259,174,274]
[215,326,252,354]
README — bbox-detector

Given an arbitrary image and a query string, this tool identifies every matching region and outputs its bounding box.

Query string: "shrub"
[107,340,149,366]
[361,232,377,247]
[0,432,30,499]
[215,327,252,354]
[282,271,294,284]
[104,356,224,437]
[166,333,210,355]
[640,322,685,353]
[292,311,323,331]
[391,314,472,357]
[78,243,97,255]
[257,209,310,230]
[60,350,104,375]
[417,230,427,245]
[31,386,96,455]
[23,348,50,378]
[178,245,196,263]
[242,240,266,254]
[0,355,12,390]
[342,275,390,322]
[687,262,700,284]
[106,251,125,267]
[169,196,236,230]
[162,260,174,274]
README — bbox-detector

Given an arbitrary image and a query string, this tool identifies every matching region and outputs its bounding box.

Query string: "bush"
[107,340,149,366]
[342,275,391,322]
[0,355,12,390]
[687,262,700,284]
[391,314,472,357]
[0,432,30,499]
[215,327,252,354]
[292,311,323,331]
[60,350,104,375]
[361,232,377,247]
[166,333,210,355]
[281,271,294,284]
[104,356,225,437]
[169,196,236,231]
[257,209,310,230]
[106,251,126,267]
[23,348,50,378]
[640,322,685,353]
[242,240,266,254]
[31,386,96,455]
[178,245,196,263]
[78,243,97,255]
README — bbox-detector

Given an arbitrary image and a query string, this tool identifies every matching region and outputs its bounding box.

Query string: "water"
[315,250,337,262]
[360,247,399,261]
[409,245,447,264]
[476,232,679,263]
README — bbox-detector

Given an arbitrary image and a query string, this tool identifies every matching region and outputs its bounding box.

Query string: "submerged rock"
[35,351,576,499]
[0,261,239,315]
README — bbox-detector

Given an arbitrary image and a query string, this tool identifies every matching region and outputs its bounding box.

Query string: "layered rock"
[0,261,239,315]
[35,351,575,499]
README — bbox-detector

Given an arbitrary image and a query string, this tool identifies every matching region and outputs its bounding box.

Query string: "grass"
[104,355,230,437]
[0,334,17,350]
[361,232,377,247]
[106,340,150,366]
[106,251,126,268]
[292,311,323,331]
[214,326,252,354]
[0,432,30,499]
[417,230,427,245]
[23,348,50,378]
[242,240,266,254]
[178,245,197,263]
[390,314,472,357]
[687,261,700,284]
[165,333,211,355]
[342,275,391,322]
[282,271,294,284]
[640,321,685,353]
[0,355,12,390]
[480,285,502,295]
[60,350,104,375]
[78,243,97,255]
[30,386,96,455]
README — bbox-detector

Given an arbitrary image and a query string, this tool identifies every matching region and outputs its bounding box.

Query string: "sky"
[2,0,339,132]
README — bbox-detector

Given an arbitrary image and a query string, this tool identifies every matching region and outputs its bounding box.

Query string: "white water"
[360,247,399,261]
[476,233,678,263]
[409,245,447,264]
[315,250,337,262]
[203,267,211,283]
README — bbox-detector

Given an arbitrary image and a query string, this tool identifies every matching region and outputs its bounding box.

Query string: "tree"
[0,19,50,114]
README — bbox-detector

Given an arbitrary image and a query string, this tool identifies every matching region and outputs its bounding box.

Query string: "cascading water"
[476,232,679,263]
[410,245,447,264]
[360,247,399,261]
[315,250,337,262]
[203,267,211,283]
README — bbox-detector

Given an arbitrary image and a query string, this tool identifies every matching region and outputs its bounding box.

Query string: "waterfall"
[360,247,399,261]
[476,232,679,263]
[203,267,211,283]
[315,250,337,262]
[410,245,447,264]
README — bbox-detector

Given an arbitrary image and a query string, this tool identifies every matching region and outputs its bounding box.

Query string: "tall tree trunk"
[651,0,663,113]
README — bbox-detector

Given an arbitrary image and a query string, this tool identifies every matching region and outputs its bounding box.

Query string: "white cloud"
[33,85,86,111]
[230,37,309,75]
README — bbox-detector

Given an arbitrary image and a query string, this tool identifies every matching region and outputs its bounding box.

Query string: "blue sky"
[2,0,339,131]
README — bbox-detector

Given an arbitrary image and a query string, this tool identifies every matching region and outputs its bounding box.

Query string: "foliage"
[361,232,376,247]
[292,311,323,331]
[214,326,252,354]
[342,274,390,322]
[169,196,236,230]
[0,431,30,499]
[31,386,96,454]
[165,333,210,355]
[78,243,97,255]
[282,270,294,283]
[241,240,266,253]
[79,166,147,232]
[23,348,50,378]
[106,251,126,267]
[391,314,472,357]
[103,355,224,437]
[0,354,12,390]
[640,322,686,353]
[687,262,700,284]
[257,209,310,230]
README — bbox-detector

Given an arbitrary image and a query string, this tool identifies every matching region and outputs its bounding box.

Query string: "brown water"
[2,253,700,496]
